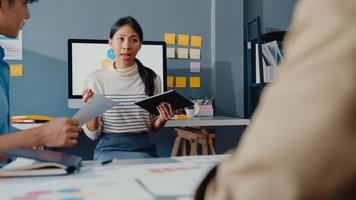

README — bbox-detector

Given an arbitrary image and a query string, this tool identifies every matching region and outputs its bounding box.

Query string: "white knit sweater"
[82,62,161,140]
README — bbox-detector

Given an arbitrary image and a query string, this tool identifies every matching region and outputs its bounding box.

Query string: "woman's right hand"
[82,88,94,103]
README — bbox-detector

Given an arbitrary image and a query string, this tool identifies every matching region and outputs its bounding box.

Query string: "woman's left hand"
[156,103,175,123]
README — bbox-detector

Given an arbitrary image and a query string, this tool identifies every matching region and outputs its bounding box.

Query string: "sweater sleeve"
[81,121,102,140]
[81,71,103,140]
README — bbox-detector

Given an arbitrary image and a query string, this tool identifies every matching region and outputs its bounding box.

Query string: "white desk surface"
[12,116,250,130]
[165,116,250,127]
[0,155,230,200]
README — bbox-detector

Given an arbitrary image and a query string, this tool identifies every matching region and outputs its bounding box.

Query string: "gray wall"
[212,0,245,153]
[11,0,212,117]
[245,0,297,32]
[9,0,246,158]
[263,0,297,31]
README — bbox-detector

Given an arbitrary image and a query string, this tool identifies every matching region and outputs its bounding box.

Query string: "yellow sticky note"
[10,64,23,77]
[177,48,189,59]
[166,47,175,58]
[190,48,201,60]
[178,34,189,46]
[165,33,176,45]
[101,58,112,69]
[167,76,174,88]
[175,76,187,88]
[190,77,201,88]
[191,36,202,48]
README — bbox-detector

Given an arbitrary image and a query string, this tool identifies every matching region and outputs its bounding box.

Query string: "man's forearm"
[0,128,42,153]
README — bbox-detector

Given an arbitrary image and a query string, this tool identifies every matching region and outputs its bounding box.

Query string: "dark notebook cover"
[135,90,194,116]
[1,148,82,177]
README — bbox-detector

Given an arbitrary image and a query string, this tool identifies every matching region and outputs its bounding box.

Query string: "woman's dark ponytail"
[136,59,156,96]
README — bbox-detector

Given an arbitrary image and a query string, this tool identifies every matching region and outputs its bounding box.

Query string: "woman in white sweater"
[82,16,174,161]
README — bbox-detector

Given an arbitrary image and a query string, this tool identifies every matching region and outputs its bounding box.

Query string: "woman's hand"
[156,103,175,123]
[81,88,99,131]
[151,103,175,132]
[82,88,94,103]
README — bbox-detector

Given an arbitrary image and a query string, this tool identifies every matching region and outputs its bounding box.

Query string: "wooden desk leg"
[171,135,181,156]
[190,139,198,155]
[202,139,208,155]
[182,139,187,156]
[208,135,216,155]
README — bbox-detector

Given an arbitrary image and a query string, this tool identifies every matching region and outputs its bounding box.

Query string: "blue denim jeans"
[94,132,158,161]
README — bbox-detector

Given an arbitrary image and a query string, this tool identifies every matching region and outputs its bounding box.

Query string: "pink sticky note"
[190,61,200,73]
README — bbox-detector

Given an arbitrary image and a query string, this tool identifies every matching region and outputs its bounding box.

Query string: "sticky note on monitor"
[191,36,202,48]
[178,34,189,46]
[10,64,23,77]
[190,48,201,60]
[165,33,176,45]
[167,76,174,88]
[190,77,201,88]
[166,47,175,58]
[175,76,187,88]
[177,48,189,59]
[101,58,112,69]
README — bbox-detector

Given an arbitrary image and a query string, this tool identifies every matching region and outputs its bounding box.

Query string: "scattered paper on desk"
[10,64,23,77]
[190,77,201,88]
[167,76,174,88]
[178,34,189,46]
[73,95,117,126]
[190,61,200,73]
[175,77,187,88]
[191,35,202,48]
[190,48,201,60]
[166,47,175,58]
[164,33,176,45]
[137,163,214,197]
[177,48,189,59]
[1,178,153,200]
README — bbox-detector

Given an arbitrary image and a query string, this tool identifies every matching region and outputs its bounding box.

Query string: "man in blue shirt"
[0,0,80,153]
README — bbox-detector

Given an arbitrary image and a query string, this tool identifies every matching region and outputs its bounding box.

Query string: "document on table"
[73,95,117,126]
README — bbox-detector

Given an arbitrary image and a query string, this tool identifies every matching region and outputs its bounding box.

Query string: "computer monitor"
[68,39,167,108]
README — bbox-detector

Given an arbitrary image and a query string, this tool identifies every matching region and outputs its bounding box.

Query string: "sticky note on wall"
[190,77,201,88]
[165,33,176,45]
[191,36,202,48]
[166,47,175,58]
[175,77,187,88]
[167,76,174,88]
[190,61,200,73]
[177,48,189,59]
[178,34,189,46]
[190,48,201,60]
[10,64,23,77]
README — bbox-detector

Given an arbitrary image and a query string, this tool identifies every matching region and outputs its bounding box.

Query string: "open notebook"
[0,148,82,177]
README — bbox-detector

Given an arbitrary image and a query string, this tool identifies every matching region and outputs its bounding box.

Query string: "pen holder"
[196,100,214,117]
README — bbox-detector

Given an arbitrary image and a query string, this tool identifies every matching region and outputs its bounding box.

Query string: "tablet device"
[135,90,194,115]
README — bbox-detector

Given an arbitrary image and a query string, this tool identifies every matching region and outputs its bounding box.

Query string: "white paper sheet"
[73,95,117,126]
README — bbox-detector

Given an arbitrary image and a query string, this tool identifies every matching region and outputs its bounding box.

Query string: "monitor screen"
[68,39,167,108]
